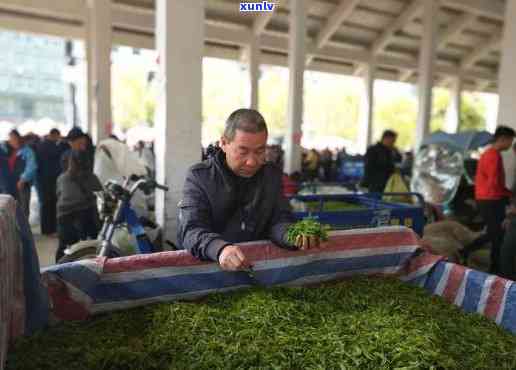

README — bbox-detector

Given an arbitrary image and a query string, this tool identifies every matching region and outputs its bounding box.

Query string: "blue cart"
[291,193,425,236]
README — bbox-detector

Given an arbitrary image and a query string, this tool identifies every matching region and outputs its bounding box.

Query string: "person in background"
[304,149,320,181]
[320,147,333,182]
[135,140,156,178]
[55,150,102,262]
[36,129,65,235]
[362,130,398,193]
[61,128,88,172]
[0,130,38,217]
[475,126,515,274]
[400,151,414,179]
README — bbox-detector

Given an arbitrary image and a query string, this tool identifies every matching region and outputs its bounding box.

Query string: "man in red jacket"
[475,126,516,273]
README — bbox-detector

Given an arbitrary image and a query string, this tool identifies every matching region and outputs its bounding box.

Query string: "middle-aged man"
[361,130,398,193]
[475,126,515,274]
[178,109,317,271]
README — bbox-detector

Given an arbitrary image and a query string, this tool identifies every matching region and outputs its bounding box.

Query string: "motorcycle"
[58,175,169,263]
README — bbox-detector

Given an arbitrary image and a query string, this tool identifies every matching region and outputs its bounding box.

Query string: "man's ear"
[220,136,229,152]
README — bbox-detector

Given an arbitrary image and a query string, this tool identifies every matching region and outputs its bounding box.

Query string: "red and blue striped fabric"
[39,226,516,336]
[41,227,424,318]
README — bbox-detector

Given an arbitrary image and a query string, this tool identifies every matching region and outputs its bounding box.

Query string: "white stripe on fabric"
[90,284,252,314]
[101,245,418,284]
[63,281,94,307]
[101,264,222,284]
[253,245,418,272]
[399,263,436,283]
[328,226,411,237]
[435,263,453,296]
[477,275,496,314]
[454,269,471,307]
[496,280,513,325]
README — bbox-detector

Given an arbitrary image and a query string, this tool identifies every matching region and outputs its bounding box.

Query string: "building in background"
[0,30,66,124]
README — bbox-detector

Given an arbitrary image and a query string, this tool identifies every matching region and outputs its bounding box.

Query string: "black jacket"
[177,150,295,261]
[362,142,396,192]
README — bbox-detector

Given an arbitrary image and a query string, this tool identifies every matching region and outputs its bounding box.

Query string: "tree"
[112,65,156,130]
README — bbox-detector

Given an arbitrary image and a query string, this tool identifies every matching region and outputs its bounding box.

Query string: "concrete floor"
[32,228,58,268]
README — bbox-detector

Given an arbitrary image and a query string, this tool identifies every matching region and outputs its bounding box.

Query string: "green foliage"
[259,65,289,138]
[110,58,490,150]
[286,218,331,244]
[112,65,157,130]
[374,96,418,150]
[460,92,487,131]
[8,278,516,370]
[202,58,246,144]
[303,71,360,141]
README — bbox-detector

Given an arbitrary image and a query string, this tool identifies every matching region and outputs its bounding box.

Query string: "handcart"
[291,192,426,236]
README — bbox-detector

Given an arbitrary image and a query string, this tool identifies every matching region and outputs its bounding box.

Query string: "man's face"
[383,136,396,149]
[8,134,20,149]
[70,137,87,151]
[500,136,514,151]
[221,129,267,178]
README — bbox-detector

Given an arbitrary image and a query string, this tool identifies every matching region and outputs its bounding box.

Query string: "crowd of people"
[3,111,516,281]
[0,127,156,263]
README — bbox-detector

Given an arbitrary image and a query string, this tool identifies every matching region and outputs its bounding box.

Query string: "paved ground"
[32,228,58,268]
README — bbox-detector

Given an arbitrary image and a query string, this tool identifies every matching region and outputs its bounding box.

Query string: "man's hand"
[218,245,252,271]
[294,234,320,250]
[17,180,25,192]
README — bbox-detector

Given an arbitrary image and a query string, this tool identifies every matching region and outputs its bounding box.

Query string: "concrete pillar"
[444,76,462,133]
[497,0,516,188]
[155,0,203,243]
[247,36,260,110]
[415,0,438,149]
[284,0,306,175]
[86,0,112,143]
[358,62,375,154]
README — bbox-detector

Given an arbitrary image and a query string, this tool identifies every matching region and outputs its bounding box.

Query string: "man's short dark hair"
[9,129,21,138]
[494,126,516,140]
[381,130,397,140]
[223,109,268,141]
[50,128,60,136]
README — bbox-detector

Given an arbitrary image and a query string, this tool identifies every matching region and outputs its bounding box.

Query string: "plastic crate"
[291,192,425,236]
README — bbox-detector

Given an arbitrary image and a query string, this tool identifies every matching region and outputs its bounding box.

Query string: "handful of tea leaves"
[286,218,331,247]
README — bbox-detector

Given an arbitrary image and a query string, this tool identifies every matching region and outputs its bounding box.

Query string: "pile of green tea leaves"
[286,218,331,245]
[305,200,366,213]
[8,278,516,370]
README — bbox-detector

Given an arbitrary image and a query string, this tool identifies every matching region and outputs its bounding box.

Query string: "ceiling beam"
[307,0,361,65]
[0,0,84,21]
[399,70,414,82]
[112,4,154,33]
[436,13,476,50]
[370,0,422,55]
[402,12,476,83]
[252,0,285,36]
[0,10,83,39]
[442,0,504,21]
[353,0,422,76]
[461,33,501,69]
[0,1,497,85]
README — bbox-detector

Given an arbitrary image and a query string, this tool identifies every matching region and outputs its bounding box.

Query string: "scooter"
[58,175,169,263]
